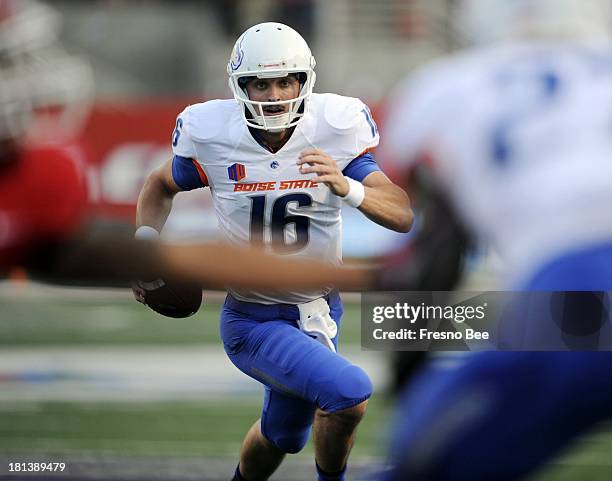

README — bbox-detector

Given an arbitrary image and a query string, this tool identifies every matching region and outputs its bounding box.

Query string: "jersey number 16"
[249,193,312,254]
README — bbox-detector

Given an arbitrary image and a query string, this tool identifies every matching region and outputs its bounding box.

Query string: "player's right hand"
[297,148,349,197]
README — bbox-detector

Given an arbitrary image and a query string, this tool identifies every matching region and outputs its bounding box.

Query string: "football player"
[377,0,612,480]
[135,22,413,481]
[0,0,94,277]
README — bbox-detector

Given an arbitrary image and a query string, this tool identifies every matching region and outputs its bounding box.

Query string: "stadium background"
[2,1,612,480]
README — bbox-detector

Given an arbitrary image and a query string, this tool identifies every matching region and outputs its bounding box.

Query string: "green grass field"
[3,400,612,481]
[2,290,612,480]
[0,294,362,345]
[0,398,389,459]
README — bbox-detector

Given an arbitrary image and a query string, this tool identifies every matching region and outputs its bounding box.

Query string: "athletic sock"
[316,462,347,481]
[231,464,248,481]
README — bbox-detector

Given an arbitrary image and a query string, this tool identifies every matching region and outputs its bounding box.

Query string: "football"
[142,279,203,318]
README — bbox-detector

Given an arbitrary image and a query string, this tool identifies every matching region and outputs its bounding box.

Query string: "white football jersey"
[381,41,612,286]
[172,93,379,304]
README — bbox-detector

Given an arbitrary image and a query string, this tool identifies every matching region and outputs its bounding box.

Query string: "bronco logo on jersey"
[228,163,246,182]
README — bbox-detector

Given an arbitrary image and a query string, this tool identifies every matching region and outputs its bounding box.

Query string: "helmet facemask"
[229,69,316,132]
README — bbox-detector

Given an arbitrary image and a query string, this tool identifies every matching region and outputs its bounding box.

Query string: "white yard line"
[0,345,388,402]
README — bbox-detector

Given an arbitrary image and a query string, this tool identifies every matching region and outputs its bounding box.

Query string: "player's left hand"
[297,148,349,197]
[132,282,147,304]
[131,278,165,305]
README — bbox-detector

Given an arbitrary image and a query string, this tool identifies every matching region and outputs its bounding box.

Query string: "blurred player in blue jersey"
[136,22,413,481]
[377,0,612,479]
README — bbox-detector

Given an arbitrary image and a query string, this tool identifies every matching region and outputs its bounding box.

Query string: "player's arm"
[26,224,375,291]
[158,242,374,290]
[137,108,206,233]
[136,158,182,231]
[297,149,413,232]
[133,152,209,302]
[357,170,413,232]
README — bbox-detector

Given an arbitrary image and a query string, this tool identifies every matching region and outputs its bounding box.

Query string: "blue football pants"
[220,292,372,454]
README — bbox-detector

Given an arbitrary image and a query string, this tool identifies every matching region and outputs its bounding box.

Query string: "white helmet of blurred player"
[0,0,93,143]
[227,22,316,132]
[453,0,612,46]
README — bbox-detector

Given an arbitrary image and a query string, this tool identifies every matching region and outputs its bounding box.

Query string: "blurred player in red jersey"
[0,0,93,275]
[0,0,375,293]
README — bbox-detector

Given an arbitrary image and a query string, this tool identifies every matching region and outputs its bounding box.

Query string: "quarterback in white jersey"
[172,91,385,304]
[378,1,612,480]
[136,22,412,481]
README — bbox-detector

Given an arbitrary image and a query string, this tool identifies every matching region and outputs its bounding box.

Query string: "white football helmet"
[0,0,93,143]
[453,0,612,46]
[227,22,316,132]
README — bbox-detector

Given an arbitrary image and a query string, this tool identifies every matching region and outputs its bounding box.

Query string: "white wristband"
[341,177,365,208]
[135,225,160,240]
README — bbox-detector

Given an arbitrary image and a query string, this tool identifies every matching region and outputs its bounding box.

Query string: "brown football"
[144,280,203,318]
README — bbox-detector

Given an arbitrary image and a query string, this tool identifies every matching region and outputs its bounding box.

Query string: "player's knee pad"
[262,424,311,454]
[319,364,373,412]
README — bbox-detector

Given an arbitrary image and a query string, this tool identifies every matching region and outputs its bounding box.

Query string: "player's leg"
[382,351,612,481]
[308,291,372,478]
[221,306,289,481]
[313,399,368,476]
[221,294,372,480]
[235,386,368,481]
[234,387,318,480]
[234,416,286,481]
[253,338,371,480]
